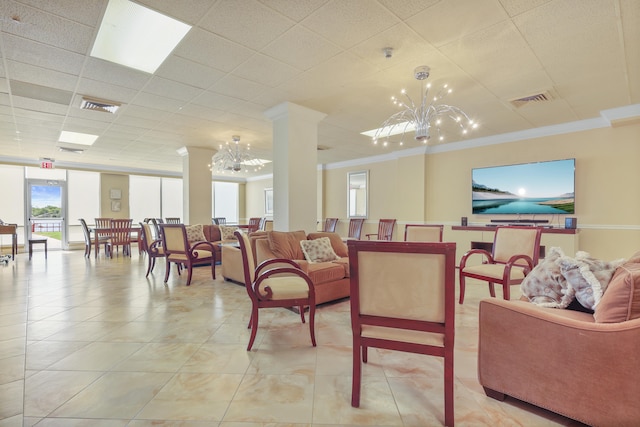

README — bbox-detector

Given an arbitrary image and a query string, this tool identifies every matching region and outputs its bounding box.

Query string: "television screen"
[472,159,575,215]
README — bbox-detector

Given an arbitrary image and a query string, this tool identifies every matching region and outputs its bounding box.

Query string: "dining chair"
[106,218,133,258]
[404,224,444,242]
[94,217,112,257]
[348,240,457,426]
[212,217,226,225]
[322,217,339,232]
[160,223,216,286]
[365,218,396,241]
[139,222,165,277]
[247,217,262,233]
[235,229,316,351]
[347,218,365,240]
[78,218,97,258]
[165,217,181,224]
[458,226,542,303]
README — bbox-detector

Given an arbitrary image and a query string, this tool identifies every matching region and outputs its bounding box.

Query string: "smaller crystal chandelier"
[209,135,265,175]
[372,65,478,147]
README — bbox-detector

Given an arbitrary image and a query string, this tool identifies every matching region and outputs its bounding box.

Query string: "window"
[213,181,239,223]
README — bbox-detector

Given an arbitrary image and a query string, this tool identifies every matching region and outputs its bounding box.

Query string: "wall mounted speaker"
[565,217,577,229]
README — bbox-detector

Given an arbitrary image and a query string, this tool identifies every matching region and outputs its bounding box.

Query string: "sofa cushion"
[300,237,339,263]
[594,261,640,323]
[520,247,572,308]
[559,252,623,310]
[332,257,350,278]
[219,225,239,240]
[267,230,306,260]
[185,224,206,244]
[306,262,346,285]
[307,232,348,258]
[201,224,222,242]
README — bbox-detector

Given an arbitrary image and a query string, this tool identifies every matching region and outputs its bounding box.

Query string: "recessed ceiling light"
[91,0,192,74]
[58,131,98,146]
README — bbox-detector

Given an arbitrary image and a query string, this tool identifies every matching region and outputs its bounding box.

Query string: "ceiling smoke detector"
[80,96,121,113]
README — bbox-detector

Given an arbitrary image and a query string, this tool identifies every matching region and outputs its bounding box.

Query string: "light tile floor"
[0,249,586,426]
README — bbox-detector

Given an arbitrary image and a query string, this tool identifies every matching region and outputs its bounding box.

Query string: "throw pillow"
[559,251,624,310]
[219,225,239,240]
[520,247,573,308]
[185,224,206,244]
[594,261,640,323]
[300,237,339,263]
[267,230,307,260]
[307,232,348,258]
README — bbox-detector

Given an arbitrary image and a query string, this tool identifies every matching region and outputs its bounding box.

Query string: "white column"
[177,146,215,225]
[264,102,326,233]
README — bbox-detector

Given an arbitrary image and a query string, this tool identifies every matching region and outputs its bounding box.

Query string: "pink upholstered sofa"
[221,230,350,306]
[478,252,640,426]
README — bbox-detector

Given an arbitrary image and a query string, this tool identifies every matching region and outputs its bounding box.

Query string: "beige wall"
[246,177,273,220]
[322,122,640,260]
[100,173,129,218]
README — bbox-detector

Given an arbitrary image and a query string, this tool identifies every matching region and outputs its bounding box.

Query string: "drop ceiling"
[0,0,638,178]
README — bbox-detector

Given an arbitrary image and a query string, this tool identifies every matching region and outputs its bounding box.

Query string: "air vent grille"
[510,90,554,108]
[80,96,120,113]
[58,146,85,154]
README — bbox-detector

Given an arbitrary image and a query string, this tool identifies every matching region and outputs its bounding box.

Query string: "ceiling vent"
[510,90,555,108]
[80,96,120,113]
[58,146,85,154]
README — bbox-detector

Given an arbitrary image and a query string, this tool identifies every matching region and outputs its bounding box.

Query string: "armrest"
[459,248,493,269]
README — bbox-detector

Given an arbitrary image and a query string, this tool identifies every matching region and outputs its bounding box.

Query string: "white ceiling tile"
[2,34,85,75]
[156,56,226,90]
[200,0,294,50]
[259,0,329,22]
[262,26,342,70]
[144,76,205,102]
[7,61,77,91]
[209,75,270,102]
[303,0,399,49]
[377,0,440,20]
[175,28,255,73]
[233,54,301,87]
[498,0,553,17]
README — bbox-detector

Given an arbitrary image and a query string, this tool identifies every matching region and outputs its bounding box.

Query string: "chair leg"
[210,259,216,280]
[164,260,171,283]
[351,339,362,407]
[247,306,259,351]
[309,304,316,347]
[444,350,455,427]
[145,256,153,277]
[362,345,368,363]
[488,282,496,298]
[299,305,306,324]
[185,265,193,286]
[458,275,466,304]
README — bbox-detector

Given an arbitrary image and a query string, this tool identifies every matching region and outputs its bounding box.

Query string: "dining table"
[90,226,141,258]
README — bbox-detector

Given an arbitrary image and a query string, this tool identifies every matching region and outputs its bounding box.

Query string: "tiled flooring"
[0,248,585,426]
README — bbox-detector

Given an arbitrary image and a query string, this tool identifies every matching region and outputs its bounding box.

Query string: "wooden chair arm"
[253,266,315,300]
[256,258,302,276]
[459,248,493,269]
[504,254,535,275]
[190,240,216,258]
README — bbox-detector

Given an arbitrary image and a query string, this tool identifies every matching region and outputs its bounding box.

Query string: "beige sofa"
[222,230,350,306]
[478,253,640,427]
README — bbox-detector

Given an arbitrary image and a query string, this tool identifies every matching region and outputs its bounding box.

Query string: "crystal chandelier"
[209,135,265,174]
[372,66,478,147]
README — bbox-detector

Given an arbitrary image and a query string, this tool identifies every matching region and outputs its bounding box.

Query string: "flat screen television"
[472,159,575,215]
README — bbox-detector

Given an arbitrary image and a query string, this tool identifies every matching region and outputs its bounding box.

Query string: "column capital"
[264,102,327,124]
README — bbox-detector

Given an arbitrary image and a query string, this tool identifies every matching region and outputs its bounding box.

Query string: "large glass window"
[213,181,238,223]
[130,175,161,223]
[161,177,183,220]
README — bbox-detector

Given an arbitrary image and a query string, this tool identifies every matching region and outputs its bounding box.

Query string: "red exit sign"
[40,161,54,169]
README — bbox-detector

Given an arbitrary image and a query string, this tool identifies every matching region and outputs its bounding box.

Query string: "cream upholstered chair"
[404,224,444,242]
[235,229,316,351]
[348,240,457,426]
[458,226,542,303]
[160,224,215,286]
[365,218,396,241]
[139,222,165,277]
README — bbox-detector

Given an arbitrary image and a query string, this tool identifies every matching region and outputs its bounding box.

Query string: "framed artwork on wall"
[264,188,273,215]
[110,188,122,200]
[111,200,121,212]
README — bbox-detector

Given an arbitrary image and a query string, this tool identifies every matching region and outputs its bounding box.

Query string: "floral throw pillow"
[300,237,339,263]
[520,247,573,308]
[219,225,239,240]
[185,224,206,244]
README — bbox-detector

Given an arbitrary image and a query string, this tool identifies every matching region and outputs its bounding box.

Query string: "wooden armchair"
[106,218,133,258]
[404,224,444,242]
[247,217,262,233]
[346,218,365,240]
[322,217,339,232]
[365,218,396,241]
[348,240,457,426]
[160,223,216,286]
[78,219,94,258]
[458,226,542,303]
[139,222,165,277]
[235,229,316,351]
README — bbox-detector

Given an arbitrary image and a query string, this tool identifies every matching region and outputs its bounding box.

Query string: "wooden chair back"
[79,218,91,257]
[404,224,444,242]
[322,217,339,232]
[212,217,226,225]
[492,226,542,265]
[348,218,365,239]
[165,217,181,224]
[348,240,457,426]
[94,217,111,238]
[247,217,262,233]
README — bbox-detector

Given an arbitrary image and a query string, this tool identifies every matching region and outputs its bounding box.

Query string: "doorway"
[26,179,68,250]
